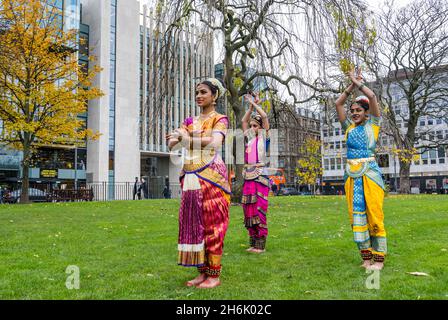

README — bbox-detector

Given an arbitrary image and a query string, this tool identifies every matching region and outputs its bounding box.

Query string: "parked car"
[278,187,300,196]
[2,188,49,204]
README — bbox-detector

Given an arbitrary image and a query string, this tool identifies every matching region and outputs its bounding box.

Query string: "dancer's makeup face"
[350,103,367,124]
[250,120,261,134]
[195,84,215,108]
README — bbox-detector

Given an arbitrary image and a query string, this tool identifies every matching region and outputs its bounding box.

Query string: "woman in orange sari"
[167,78,230,289]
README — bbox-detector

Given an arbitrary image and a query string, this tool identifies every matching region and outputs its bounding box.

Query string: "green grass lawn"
[0,195,447,300]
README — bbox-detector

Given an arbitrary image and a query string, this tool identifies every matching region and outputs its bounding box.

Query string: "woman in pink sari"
[241,93,270,253]
[166,78,230,289]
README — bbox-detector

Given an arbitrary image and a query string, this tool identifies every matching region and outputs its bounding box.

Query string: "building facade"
[270,102,321,190]
[139,5,214,198]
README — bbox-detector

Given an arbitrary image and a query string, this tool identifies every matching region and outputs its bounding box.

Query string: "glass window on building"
[279,142,285,152]
[438,147,446,164]
[419,118,425,126]
[330,158,335,170]
[429,148,437,164]
[279,159,285,168]
[324,158,329,171]
[31,148,77,170]
[422,151,428,165]
[336,158,341,170]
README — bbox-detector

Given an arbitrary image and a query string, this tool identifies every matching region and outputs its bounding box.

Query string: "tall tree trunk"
[398,160,411,194]
[20,145,31,204]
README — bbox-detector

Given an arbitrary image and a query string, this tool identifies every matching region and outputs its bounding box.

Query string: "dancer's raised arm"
[245,93,269,131]
[335,82,355,123]
[347,68,380,117]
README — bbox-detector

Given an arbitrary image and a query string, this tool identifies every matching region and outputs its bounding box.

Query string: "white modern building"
[82,0,140,190]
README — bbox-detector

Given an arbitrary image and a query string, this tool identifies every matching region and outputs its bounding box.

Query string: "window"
[430,149,437,164]
[324,159,329,171]
[330,158,335,170]
[428,118,434,125]
[336,158,341,170]
[422,151,428,165]
[279,159,285,167]
[438,147,446,164]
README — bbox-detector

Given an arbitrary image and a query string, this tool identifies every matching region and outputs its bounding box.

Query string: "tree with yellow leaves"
[296,137,323,196]
[0,0,103,203]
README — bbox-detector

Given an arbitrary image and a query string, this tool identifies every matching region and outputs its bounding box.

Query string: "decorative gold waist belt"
[347,157,375,166]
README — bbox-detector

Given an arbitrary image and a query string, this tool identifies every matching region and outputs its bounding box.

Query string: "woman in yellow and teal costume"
[335,68,387,270]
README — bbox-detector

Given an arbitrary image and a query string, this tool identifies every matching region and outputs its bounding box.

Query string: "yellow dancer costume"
[342,115,387,263]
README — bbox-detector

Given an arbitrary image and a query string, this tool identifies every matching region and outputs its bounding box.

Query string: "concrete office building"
[81,0,141,200]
